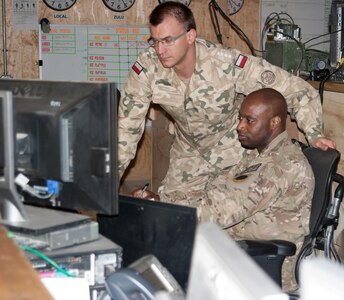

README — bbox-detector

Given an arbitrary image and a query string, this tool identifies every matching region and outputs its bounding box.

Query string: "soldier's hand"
[130,187,160,201]
[310,137,336,151]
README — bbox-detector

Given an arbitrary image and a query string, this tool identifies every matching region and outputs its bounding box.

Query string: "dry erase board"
[39,24,150,89]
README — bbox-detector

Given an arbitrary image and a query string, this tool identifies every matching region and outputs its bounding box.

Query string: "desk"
[0,226,53,299]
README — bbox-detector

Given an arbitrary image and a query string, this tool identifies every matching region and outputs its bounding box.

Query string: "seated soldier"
[132,88,315,291]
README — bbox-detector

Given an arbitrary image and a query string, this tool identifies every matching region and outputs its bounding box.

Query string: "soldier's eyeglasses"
[147,30,189,47]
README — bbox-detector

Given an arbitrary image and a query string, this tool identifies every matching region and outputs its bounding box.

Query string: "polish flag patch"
[132,61,143,75]
[235,54,248,68]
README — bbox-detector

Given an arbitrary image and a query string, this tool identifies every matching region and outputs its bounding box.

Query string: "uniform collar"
[259,131,289,156]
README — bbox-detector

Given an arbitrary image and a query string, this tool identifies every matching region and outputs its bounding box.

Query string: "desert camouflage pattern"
[161,132,314,292]
[118,39,323,196]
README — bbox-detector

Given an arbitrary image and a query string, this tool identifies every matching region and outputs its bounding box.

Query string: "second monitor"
[0,79,119,216]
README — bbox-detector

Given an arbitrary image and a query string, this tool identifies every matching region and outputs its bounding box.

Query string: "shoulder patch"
[235,54,248,68]
[261,70,276,85]
[132,61,143,75]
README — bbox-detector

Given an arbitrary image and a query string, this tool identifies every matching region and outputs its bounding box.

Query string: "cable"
[7,231,76,278]
[304,28,344,46]
[331,242,341,262]
[318,63,344,105]
[210,0,256,56]
[20,245,77,278]
[15,173,54,200]
[208,1,222,44]
[261,12,295,54]
[305,40,331,50]
[305,48,329,55]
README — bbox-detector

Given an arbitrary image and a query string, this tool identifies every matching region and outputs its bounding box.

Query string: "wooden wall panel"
[0,0,260,80]
[0,0,260,193]
[323,91,344,175]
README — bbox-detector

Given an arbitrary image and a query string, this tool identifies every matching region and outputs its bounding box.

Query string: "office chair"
[237,140,344,288]
[294,141,344,283]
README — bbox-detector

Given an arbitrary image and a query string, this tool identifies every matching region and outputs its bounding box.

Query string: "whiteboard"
[39,24,150,90]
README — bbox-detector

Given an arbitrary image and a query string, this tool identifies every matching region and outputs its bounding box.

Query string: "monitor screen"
[0,79,119,216]
[186,222,288,300]
[98,195,198,290]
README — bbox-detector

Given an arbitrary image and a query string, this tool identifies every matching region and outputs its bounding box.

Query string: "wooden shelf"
[308,80,344,93]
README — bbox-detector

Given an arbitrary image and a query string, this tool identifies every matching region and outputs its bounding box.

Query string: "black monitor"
[98,195,198,290]
[0,79,119,217]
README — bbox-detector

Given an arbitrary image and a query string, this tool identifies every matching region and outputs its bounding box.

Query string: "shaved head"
[237,88,288,152]
[244,88,288,130]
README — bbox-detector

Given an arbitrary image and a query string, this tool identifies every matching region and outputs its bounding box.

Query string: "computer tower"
[26,234,122,300]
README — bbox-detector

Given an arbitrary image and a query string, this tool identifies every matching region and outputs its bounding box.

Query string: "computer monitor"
[186,222,288,300]
[98,195,198,290]
[0,79,119,217]
[299,257,344,300]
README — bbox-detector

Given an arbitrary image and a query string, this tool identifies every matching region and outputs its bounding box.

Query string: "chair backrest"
[294,141,341,284]
[300,144,340,238]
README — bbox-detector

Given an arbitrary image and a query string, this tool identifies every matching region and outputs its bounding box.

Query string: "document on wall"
[39,24,150,90]
[12,0,38,30]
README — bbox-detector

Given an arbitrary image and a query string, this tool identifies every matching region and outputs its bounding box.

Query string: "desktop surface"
[97,195,197,290]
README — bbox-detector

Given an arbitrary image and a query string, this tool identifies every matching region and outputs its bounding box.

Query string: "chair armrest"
[237,240,296,257]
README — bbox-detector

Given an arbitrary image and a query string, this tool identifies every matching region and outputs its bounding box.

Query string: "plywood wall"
[323,91,344,175]
[0,0,260,79]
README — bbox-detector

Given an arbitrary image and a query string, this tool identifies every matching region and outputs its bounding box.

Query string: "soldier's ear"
[271,116,281,130]
[187,29,197,44]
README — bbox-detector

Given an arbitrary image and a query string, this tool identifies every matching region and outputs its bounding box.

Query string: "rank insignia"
[241,163,262,173]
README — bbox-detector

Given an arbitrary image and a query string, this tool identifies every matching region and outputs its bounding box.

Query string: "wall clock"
[158,0,191,7]
[228,0,244,15]
[43,0,77,11]
[102,0,136,12]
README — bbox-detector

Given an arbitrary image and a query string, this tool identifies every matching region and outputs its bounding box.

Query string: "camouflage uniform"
[162,132,314,290]
[118,39,322,197]
[162,132,314,292]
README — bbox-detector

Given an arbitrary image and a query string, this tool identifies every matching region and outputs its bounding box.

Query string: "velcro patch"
[132,61,143,75]
[235,54,248,68]
[229,163,262,188]
[232,163,262,181]
[261,70,276,85]
[241,163,262,174]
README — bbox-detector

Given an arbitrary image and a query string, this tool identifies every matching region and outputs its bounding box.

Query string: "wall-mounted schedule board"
[39,25,150,89]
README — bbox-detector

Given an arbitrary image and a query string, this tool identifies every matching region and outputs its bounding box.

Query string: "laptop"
[97,194,197,290]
